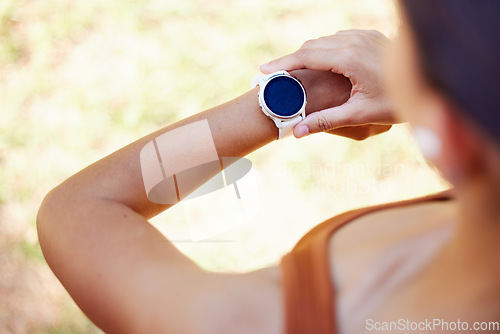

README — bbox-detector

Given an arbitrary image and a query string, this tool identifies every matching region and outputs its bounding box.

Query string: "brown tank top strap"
[280,191,452,334]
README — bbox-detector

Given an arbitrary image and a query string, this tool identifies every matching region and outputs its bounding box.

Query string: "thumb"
[294,101,361,138]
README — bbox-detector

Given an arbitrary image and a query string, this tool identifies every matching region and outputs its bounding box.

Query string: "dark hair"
[401,0,500,143]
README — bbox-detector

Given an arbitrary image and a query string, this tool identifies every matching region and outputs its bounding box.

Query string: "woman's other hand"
[262,30,396,139]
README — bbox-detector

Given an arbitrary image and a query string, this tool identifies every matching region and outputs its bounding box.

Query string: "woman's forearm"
[47,70,351,219]
[55,87,275,219]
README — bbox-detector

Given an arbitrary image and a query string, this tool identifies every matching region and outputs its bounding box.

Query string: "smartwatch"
[251,70,307,139]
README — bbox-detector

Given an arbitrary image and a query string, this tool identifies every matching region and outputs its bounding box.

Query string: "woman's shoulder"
[329,194,457,332]
[329,193,456,261]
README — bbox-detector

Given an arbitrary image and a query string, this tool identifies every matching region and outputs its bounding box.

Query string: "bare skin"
[37,12,500,334]
[37,69,354,334]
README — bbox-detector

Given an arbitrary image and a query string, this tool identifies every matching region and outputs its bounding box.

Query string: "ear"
[424,93,485,186]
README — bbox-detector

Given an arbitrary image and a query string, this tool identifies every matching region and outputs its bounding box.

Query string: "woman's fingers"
[293,96,395,138]
[260,34,355,74]
[260,48,348,74]
[260,32,370,74]
[293,100,361,138]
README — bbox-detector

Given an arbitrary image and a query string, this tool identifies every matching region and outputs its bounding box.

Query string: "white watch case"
[251,70,307,139]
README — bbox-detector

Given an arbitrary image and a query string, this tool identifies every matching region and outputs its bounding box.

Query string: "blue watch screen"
[263,76,305,117]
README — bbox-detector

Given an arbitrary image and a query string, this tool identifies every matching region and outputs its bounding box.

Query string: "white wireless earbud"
[411,126,442,160]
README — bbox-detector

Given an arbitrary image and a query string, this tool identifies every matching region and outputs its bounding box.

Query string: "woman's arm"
[37,69,351,333]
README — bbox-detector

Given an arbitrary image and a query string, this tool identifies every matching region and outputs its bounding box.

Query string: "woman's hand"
[262,30,396,139]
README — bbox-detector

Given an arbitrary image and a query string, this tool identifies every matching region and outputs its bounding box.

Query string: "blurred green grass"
[0,0,448,332]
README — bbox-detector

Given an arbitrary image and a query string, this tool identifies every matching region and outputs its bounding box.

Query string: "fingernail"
[260,62,270,71]
[295,125,309,138]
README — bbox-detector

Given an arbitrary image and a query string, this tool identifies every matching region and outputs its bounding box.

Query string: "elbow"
[37,189,56,254]
[36,186,69,260]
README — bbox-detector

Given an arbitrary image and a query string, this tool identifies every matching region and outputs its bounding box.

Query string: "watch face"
[263,75,305,117]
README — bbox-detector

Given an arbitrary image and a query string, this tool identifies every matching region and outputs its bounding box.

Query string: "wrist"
[243,87,280,141]
[206,88,278,158]
[289,69,351,115]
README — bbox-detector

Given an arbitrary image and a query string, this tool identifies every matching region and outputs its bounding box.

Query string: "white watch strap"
[251,71,286,89]
[251,75,262,89]
[277,116,303,139]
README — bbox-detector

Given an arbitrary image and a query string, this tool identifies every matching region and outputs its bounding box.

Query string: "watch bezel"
[259,73,307,120]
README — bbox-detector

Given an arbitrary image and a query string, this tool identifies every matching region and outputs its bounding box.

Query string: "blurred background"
[0,0,449,332]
